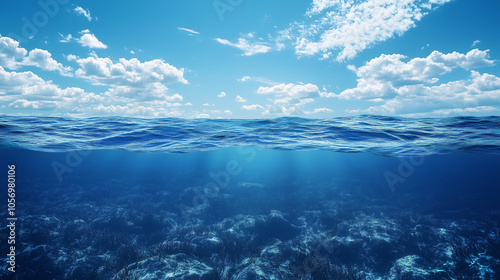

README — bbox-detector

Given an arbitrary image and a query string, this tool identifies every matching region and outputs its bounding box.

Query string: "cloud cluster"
[288,0,452,61]
[60,30,107,49]
[339,49,495,100]
[340,49,500,115]
[215,1,451,61]
[0,35,189,117]
[0,64,187,117]
[0,65,102,111]
[238,82,334,116]
[71,53,188,102]
[0,35,71,75]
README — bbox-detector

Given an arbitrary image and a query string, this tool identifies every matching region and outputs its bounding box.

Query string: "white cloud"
[235,95,247,103]
[90,104,184,118]
[216,34,271,56]
[238,76,251,82]
[9,99,42,109]
[343,68,500,116]
[59,33,72,43]
[278,0,452,61]
[203,103,210,106]
[23,49,72,76]
[257,83,321,100]
[178,27,200,35]
[224,110,232,115]
[66,54,78,61]
[0,35,28,69]
[253,82,335,116]
[77,30,107,49]
[472,40,481,47]
[242,104,265,110]
[217,91,226,97]
[74,6,92,21]
[60,30,107,49]
[305,107,333,114]
[0,35,72,76]
[402,106,497,117]
[74,54,187,102]
[196,113,210,118]
[0,66,103,111]
[75,55,187,86]
[0,65,186,117]
[339,49,495,100]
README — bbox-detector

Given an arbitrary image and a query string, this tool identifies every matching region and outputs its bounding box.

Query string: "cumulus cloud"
[0,65,102,111]
[340,49,500,115]
[0,35,71,75]
[73,53,187,102]
[238,76,251,82]
[242,104,265,110]
[216,33,271,56]
[253,82,335,116]
[76,30,107,49]
[235,95,247,103]
[305,107,333,114]
[217,91,226,97]
[258,83,321,99]
[402,106,498,117]
[0,35,28,69]
[60,30,107,49]
[0,36,189,117]
[74,6,92,21]
[278,0,452,61]
[339,49,495,100]
[0,66,186,117]
[74,55,187,86]
[23,49,72,76]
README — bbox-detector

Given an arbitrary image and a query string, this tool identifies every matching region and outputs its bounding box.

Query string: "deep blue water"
[0,115,499,279]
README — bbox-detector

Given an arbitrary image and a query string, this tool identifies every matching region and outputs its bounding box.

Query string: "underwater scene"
[1,115,500,280]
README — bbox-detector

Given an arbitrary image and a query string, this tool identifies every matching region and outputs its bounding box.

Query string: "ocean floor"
[1,165,499,280]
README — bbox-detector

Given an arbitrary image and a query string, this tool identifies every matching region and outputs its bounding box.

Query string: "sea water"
[0,115,499,279]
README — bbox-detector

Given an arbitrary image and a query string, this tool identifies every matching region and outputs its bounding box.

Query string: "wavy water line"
[0,115,499,156]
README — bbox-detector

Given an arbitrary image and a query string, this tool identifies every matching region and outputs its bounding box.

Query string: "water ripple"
[1,115,499,156]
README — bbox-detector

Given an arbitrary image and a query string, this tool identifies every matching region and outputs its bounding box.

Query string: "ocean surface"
[0,115,499,279]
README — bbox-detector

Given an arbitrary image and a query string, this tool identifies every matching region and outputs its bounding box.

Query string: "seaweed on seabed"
[450,239,481,279]
[217,231,253,262]
[114,264,139,280]
[288,241,362,280]
[112,244,144,274]
[487,230,500,278]
[151,240,196,259]
[487,229,500,259]
[311,261,363,280]
[305,259,363,280]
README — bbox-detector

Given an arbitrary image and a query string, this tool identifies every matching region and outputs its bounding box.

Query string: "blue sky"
[1,0,499,118]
